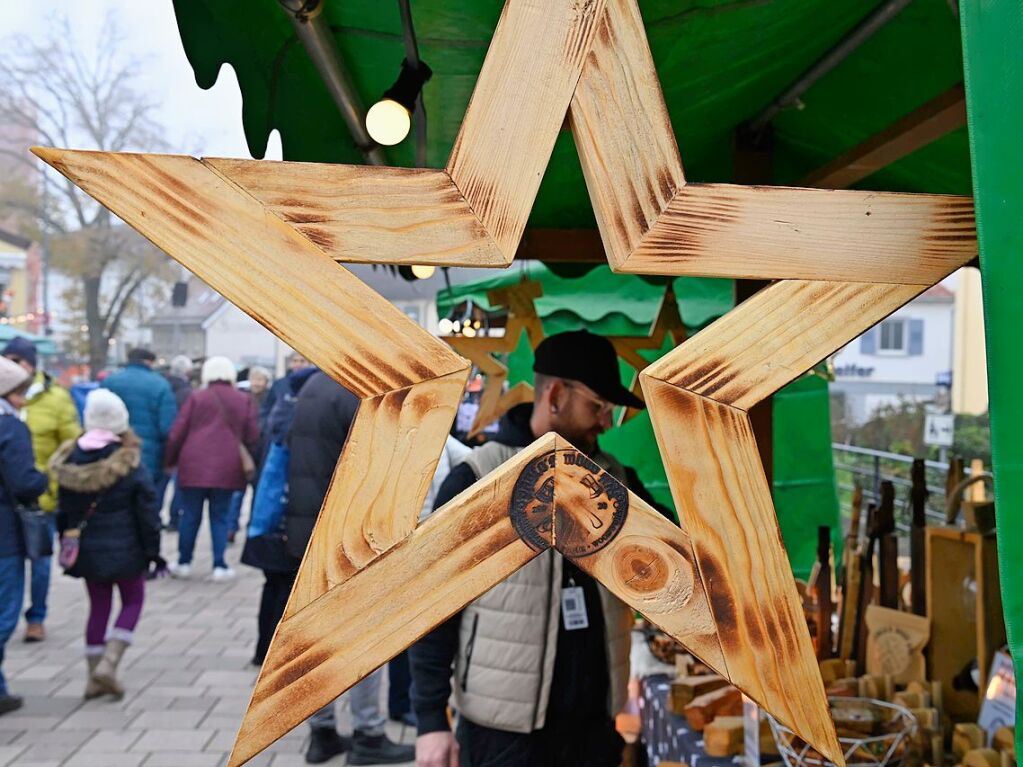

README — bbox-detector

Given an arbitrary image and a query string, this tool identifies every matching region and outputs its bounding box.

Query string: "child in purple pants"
[50,390,164,699]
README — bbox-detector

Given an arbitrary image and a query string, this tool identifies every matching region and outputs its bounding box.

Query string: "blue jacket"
[0,406,49,558]
[101,364,177,479]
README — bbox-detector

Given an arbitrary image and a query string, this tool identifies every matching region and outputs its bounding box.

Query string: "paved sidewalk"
[2,523,415,766]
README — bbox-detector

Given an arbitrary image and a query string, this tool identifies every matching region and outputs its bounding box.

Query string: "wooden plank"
[284,369,467,618]
[230,435,558,767]
[553,441,725,672]
[446,0,606,259]
[32,148,467,399]
[619,183,976,284]
[643,279,927,411]
[877,481,899,609]
[815,526,834,659]
[910,459,928,616]
[639,381,842,765]
[206,159,508,267]
[801,85,967,189]
[569,0,684,268]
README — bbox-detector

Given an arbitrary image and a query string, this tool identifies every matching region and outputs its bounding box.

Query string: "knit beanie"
[0,356,30,398]
[201,356,237,385]
[1,337,37,369]
[84,389,130,434]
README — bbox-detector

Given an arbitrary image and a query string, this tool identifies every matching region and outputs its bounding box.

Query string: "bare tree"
[0,16,175,374]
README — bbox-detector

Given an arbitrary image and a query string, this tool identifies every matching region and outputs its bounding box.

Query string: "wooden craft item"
[611,285,687,424]
[964,750,1002,767]
[820,659,858,687]
[704,716,745,756]
[877,481,900,610]
[954,724,988,760]
[993,727,1015,754]
[815,525,834,659]
[446,279,544,437]
[911,458,929,616]
[833,704,882,737]
[684,685,742,730]
[34,0,977,763]
[854,504,879,672]
[669,675,729,713]
[865,605,930,684]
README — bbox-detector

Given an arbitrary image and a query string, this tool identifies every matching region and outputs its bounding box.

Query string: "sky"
[0,1,281,160]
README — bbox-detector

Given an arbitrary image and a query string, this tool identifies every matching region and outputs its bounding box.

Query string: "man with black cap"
[411,330,656,767]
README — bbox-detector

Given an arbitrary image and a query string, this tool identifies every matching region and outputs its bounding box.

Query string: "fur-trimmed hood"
[49,432,142,493]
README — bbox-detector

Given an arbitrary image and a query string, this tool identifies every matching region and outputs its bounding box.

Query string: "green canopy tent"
[0,326,58,356]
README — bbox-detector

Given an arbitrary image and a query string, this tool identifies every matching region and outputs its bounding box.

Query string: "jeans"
[177,488,233,569]
[309,667,386,736]
[0,555,26,696]
[228,490,245,535]
[388,651,412,719]
[455,714,623,767]
[26,515,56,624]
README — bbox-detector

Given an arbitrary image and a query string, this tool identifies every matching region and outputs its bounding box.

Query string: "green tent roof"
[172,0,969,234]
[0,327,57,355]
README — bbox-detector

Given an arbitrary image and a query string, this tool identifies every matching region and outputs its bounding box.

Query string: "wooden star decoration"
[34,0,977,764]
[611,284,687,425]
[445,279,544,438]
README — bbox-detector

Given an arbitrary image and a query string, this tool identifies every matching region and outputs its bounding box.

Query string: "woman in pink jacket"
[164,357,258,581]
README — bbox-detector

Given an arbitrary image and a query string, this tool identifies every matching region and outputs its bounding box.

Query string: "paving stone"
[70,753,147,767]
[130,728,215,752]
[78,729,142,751]
[144,753,224,766]
[0,746,26,767]
[129,710,206,729]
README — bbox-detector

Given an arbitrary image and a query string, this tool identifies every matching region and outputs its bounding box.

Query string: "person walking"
[286,371,414,765]
[165,357,258,581]
[49,389,163,700]
[2,337,81,642]
[101,348,177,500]
[0,357,48,714]
[227,365,272,543]
[161,355,194,531]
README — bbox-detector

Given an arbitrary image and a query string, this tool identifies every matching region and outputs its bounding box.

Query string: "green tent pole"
[960,0,1023,745]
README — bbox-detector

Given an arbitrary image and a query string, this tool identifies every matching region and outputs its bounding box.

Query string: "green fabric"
[171,0,970,210]
[961,0,1023,745]
[0,327,57,355]
[772,373,842,579]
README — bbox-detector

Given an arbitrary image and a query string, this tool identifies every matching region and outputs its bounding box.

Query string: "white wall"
[204,303,280,367]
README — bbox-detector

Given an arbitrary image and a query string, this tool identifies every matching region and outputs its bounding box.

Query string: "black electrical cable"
[397,0,428,167]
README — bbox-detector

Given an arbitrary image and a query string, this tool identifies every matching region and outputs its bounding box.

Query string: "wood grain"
[33,148,467,399]
[285,369,468,618]
[231,435,559,767]
[446,0,606,259]
[553,440,725,673]
[639,380,842,765]
[644,279,928,411]
[207,159,508,267]
[569,0,684,268]
[621,183,976,284]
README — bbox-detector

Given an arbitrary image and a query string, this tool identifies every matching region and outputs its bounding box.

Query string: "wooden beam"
[801,84,966,189]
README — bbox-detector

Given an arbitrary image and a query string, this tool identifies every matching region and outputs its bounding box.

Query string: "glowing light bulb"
[438,318,453,334]
[411,264,435,279]
[366,99,411,146]
[462,325,477,338]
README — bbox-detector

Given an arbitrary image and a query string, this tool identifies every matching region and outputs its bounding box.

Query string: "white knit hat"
[201,356,237,385]
[0,356,30,398]
[84,389,130,434]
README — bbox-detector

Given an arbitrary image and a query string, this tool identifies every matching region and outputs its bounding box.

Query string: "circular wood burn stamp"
[510,448,628,556]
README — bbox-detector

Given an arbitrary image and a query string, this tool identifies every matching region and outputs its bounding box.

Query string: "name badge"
[561,586,589,631]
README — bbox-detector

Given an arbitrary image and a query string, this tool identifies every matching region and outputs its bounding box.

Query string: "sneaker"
[168,563,192,579]
[24,623,45,643]
[0,696,23,716]
[305,728,350,764]
[348,730,415,765]
[211,567,236,581]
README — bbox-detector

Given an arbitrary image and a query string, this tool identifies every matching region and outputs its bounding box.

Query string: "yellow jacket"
[25,372,81,512]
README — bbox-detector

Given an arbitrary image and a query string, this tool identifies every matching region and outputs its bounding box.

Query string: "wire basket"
[767,698,918,767]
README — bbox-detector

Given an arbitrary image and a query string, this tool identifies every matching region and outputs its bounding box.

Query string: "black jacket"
[284,372,359,559]
[51,435,161,582]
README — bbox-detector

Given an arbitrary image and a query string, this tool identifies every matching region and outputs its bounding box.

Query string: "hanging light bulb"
[366,58,432,147]
[462,325,477,338]
[438,317,453,335]
[411,264,435,279]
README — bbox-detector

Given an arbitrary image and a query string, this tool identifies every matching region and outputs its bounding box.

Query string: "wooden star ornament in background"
[35,0,977,763]
[611,285,687,425]
[445,279,544,438]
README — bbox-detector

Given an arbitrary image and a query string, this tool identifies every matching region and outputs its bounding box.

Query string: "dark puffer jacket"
[284,372,358,560]
[50,433,161,582]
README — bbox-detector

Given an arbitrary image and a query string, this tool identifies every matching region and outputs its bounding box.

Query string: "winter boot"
[84,655,105,700]
[348,729,415,765]
[91,638,127,699]
[305,728,350,764]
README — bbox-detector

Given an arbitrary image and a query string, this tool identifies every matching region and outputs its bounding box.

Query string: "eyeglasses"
[563,382,615,418]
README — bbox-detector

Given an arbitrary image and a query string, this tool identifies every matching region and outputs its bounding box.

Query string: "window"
[879,319,906,353]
